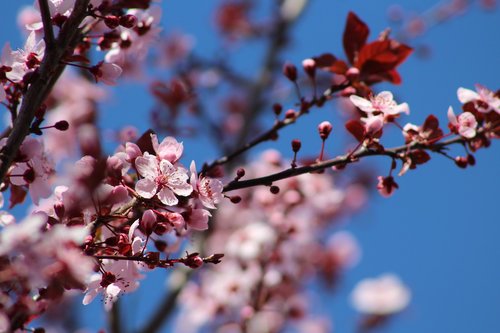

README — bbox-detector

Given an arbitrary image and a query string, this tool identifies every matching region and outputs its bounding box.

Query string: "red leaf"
[410,150,431,165]
[314,54,349,74]
[357,41,413,75]
[313,53,337,67]
[135,129,156,155]
[345,119,365,142]
[343,12,370,64]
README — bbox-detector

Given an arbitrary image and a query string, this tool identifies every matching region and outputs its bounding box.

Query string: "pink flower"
[350,91,410,118]
[83,247,144,311]
[376,176,398,198]
[447,106,477,138]
[151,134,184,163]
[135,152,192,206]
[90,61,122,85]
[457,85,500,114]
[361,114,384,136]
[350,274,411,315]
[190,161,224,209]
[9,138,54,205]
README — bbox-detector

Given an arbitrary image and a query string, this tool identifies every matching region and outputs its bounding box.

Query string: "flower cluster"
[175,150,366,332]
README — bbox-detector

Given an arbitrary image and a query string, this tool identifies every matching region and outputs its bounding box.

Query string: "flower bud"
[104,15,120,29]
[283,62,298,81]
[270,185,280,194]
[318,121,333,140]
[119,14,137,28]
[54,120,69,131]
[291,139,301,153]
[273,103,283,116]
[302,58,316,79]
[455,156,468,168]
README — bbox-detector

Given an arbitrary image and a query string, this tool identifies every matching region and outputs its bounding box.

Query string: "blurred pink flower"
[350,274,411,315]
[350,91,410,117]
[447,106,477,138]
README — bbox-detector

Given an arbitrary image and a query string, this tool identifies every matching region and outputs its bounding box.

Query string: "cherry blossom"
[350,91,410,118]
[152,134,184,163]
[135,152,193,206]
[189,161,223,209]
[350,274,411,315]
[447,106,477,138]
[9,31,45,82]
[9,137,54,205]
[90,61,123,85]
[83,238,144,311]
[458,85,500,114]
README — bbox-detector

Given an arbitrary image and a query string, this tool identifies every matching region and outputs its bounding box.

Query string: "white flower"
[457,85,500,114]
[447,106,477,139]
[350,91,410,117]
[351,274,411,315]
[190,161,223,209]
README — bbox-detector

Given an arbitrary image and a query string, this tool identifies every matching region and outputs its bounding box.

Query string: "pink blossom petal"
[135,154,158,178]
[155,136,184,163]
[457,87,480,104]
[135,178,157,199]
[188,209,211,230]
[349,95,375,112]
[157,187,178,206]
[447,106,458,126]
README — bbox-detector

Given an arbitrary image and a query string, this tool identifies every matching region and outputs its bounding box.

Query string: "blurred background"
[1,0,499,332]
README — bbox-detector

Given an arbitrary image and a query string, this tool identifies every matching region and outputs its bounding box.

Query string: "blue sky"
[1,1,500,332]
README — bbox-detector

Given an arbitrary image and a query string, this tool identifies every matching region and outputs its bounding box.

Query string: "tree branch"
[203,82,348,172]
[223,135,468,192]
[0,0,90,184]
[38,0,55,50]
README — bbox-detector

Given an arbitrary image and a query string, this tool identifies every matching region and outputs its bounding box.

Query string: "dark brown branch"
[0,0,90,184]
[137,270,194,333]
[109,300,123,333]
[38,0,55,49]
[204,83,348,172]
[223,135,467,192]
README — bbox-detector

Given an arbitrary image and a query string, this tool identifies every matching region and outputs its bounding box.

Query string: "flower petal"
[350,95,375,112]
[157,187,178,206]
[135,154,158,178]
[135,178,157,199]
[457,87,479,104]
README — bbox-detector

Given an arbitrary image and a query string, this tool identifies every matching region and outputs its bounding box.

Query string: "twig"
[203,82,348,172]
[109,300,123,333]
[223,135,468,192]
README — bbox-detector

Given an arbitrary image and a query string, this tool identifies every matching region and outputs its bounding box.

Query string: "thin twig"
[223,135,468,192]
[203,83,348,172]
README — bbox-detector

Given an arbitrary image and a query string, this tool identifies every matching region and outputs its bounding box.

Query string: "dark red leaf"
[410,150,431,165]
[343,12,370,64]
[357,41,413,75]
[423,115,439,131]
[345,119,365,142]
[313,53,337,67]
[135,129,156,155]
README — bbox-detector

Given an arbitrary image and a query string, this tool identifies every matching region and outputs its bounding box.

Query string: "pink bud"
[141,209,157,235]
[318,121,333,140]
[302,58,316,78]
